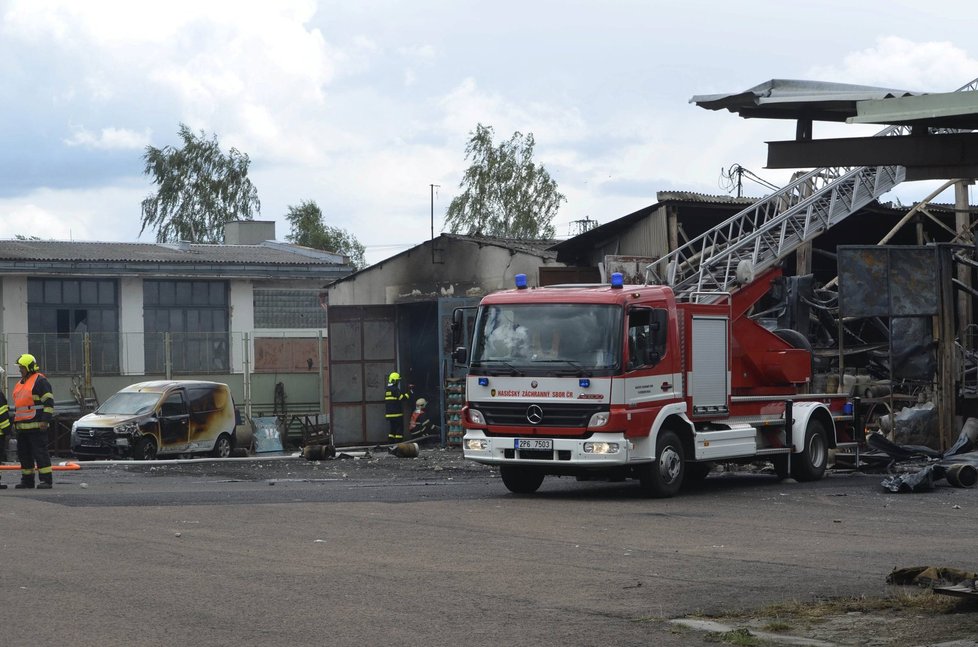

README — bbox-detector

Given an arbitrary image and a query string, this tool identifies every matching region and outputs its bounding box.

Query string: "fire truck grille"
[472,402,607,428]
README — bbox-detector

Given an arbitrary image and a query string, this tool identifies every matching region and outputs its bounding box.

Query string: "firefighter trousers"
[16,428,53,485]
[387,416,404,442]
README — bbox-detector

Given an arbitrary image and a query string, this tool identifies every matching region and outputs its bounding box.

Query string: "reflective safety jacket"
[0,390,10,437]
[13,372,54,430]
[384,380,411,418]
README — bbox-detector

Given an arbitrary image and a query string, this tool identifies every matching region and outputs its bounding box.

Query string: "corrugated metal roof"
[654,191,759,205]
[848,90,978,129]
[691,79,920,122]
[0,239,346,265]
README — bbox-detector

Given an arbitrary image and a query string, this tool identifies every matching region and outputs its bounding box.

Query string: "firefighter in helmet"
[12,353,55,489]
[384,371,413,442]
[408,397,440,440]
[0,367,10,489]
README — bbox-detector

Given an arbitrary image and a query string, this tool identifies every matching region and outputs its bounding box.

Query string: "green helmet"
[388,371,401,382]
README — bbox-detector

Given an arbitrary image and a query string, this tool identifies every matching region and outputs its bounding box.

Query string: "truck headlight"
[584,442,620,454]
[588,412,610,427]
[464,438,489,451]
[468,409,485,425]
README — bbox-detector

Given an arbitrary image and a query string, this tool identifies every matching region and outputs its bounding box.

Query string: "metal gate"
[327,305,397,445]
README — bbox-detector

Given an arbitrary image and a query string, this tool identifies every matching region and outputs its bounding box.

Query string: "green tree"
[285,200,367,269]
[444,123,564,239]
[140,123,260,243]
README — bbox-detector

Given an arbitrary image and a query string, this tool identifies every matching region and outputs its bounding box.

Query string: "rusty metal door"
[327,305,397,445]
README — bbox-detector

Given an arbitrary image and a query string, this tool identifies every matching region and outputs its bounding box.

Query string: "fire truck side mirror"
[453,346,468,365]
[652,309,669,347]
[451,308,464,345]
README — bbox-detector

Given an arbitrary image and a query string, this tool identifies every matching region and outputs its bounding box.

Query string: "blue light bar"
[610,272,624,288]
[478,377,489,386]
[579,378,590,388]
[515,273,528,289]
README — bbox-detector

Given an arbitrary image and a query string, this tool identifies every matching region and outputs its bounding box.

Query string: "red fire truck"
[449,93,947,496]
[455,267,858,497]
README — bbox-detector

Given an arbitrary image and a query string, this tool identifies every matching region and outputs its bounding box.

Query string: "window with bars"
[253,289,327,329]
[27,278,119,375]
[144,280,229,373]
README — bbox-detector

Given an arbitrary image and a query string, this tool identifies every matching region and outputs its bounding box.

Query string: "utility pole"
[430,184,440,264]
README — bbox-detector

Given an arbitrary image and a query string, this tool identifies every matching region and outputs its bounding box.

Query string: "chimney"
[224,220,276,245]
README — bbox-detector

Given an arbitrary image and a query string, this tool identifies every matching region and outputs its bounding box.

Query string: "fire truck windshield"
[470,303,622,375]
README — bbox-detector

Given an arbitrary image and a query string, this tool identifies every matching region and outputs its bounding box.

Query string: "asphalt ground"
[1,449,977,647]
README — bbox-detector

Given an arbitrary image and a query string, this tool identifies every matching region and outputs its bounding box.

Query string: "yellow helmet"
[17,353,38,371]
[388,371,401,382]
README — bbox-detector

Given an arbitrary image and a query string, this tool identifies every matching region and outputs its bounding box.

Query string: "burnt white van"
[71,380,237,460]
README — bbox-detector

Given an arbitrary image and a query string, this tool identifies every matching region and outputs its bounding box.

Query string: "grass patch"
[760,619,793,632]
[706,591,974,622]
[704,627,763,646]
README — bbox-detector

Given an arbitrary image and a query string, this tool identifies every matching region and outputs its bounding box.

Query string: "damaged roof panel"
[691,78,920,122]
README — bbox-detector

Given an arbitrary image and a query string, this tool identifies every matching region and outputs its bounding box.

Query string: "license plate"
[515,438,552,450]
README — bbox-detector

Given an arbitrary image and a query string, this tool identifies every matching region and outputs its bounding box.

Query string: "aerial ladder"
[648,77,978,302]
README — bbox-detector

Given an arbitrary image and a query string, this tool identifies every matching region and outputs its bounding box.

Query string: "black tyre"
[133,436,158,461]
[685,461,713,482]
[791,419,829,482]
[499,466,545,494]
[639,430,685,498]
[211,434,233,458]
[772,454,791,481]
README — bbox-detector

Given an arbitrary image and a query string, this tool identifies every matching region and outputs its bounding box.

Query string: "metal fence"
[0,331,328,424]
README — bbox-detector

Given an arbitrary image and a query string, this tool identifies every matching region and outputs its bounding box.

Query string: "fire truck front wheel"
[791,419,829,482]
[499,466,545,494]
[638,430,685,498]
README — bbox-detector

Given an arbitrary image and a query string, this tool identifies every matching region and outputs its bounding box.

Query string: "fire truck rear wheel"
[639,430,685,498]
[499,466,545,494]
[791,419,828,482]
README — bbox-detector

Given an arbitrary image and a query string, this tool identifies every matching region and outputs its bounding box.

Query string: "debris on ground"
[867,417,978,492]
[888,566,978,601]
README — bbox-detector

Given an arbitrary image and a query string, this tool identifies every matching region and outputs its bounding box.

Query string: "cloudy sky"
[1,0,976,265]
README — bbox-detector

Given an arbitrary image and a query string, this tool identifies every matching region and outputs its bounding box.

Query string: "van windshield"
[96,392,160,416]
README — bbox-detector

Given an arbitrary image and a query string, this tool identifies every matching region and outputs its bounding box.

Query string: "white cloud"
[0,183,147,242]
[4,2,978,268]
[808,36,978,92]
[64,127,150,150]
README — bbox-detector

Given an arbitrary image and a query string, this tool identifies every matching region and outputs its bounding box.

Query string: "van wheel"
[133,437,157,461]
[211,434,233,458]
[499,466,544,494]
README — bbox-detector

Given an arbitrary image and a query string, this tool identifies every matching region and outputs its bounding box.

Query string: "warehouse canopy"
[692,78,978,179]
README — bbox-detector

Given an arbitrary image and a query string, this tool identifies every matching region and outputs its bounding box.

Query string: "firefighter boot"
[15,473,34,489]
[37,474,53,489]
